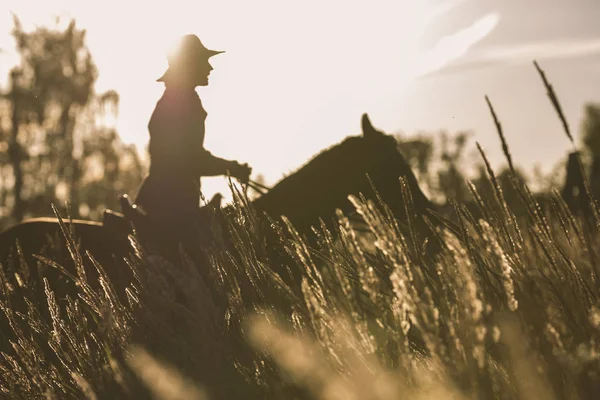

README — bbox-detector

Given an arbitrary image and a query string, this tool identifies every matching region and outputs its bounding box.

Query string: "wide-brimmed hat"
[156,34,224,82]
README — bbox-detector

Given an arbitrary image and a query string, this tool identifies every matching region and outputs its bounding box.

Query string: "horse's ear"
[361,113,382,139]
[208,193,223,209]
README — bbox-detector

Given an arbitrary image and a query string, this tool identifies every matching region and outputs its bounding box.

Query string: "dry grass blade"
[533,60,573,145]
[50,203,84,275]
[485,95,515,173]
[127,345,208,400]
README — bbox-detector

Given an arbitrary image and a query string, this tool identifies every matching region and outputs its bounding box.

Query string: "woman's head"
[157,34,224,87]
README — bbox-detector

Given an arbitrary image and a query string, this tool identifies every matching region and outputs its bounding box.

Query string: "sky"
[1,0,599,199]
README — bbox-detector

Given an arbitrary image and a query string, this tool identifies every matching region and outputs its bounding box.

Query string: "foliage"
[580,103,600,199]
[396,129,544,219]
[581,103,600,158]
[396,130,474,203]
[0,17,144,229]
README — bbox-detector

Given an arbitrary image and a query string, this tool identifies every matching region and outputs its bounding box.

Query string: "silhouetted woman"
[135,34,251,237]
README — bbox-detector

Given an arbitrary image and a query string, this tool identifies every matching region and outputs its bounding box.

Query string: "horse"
[250,113,434,235]
[0,113,442,304]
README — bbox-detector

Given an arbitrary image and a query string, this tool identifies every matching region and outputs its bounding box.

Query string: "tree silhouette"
[581,103,600,199]
[0,16,144,229]
[396,134,435,196]
[396,130,473,204]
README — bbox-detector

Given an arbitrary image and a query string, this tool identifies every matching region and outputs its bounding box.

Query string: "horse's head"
[252,113,432,234]
[357,114,433,215]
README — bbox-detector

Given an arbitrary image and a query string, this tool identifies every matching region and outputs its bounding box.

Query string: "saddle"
[119,194,150,230]
[102,193,225,248]
[100,194,148,237]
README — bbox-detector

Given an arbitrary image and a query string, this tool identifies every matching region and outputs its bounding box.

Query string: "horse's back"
[0,216,131,271]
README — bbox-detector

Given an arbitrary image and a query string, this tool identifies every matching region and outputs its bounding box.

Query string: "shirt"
[147,86,231,182]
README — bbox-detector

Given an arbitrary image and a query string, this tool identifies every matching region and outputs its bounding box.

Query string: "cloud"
[429,0,469,19]
[478,39,600,62]
[421,38,600,78]
[414,12,501,78]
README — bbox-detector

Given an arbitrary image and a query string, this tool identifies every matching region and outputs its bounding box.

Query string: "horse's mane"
[255,135,366,200]
[253,113,404,203]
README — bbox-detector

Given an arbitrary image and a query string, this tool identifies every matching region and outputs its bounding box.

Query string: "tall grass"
[0,62,599,399]
[0,173,598,399]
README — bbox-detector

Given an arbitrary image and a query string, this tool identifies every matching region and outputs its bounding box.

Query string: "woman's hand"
[228,161,252,184]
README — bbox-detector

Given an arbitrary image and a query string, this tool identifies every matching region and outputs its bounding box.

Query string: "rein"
[245,179,271,195]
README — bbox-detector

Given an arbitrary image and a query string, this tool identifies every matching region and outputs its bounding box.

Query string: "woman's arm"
[196,149,251,182]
